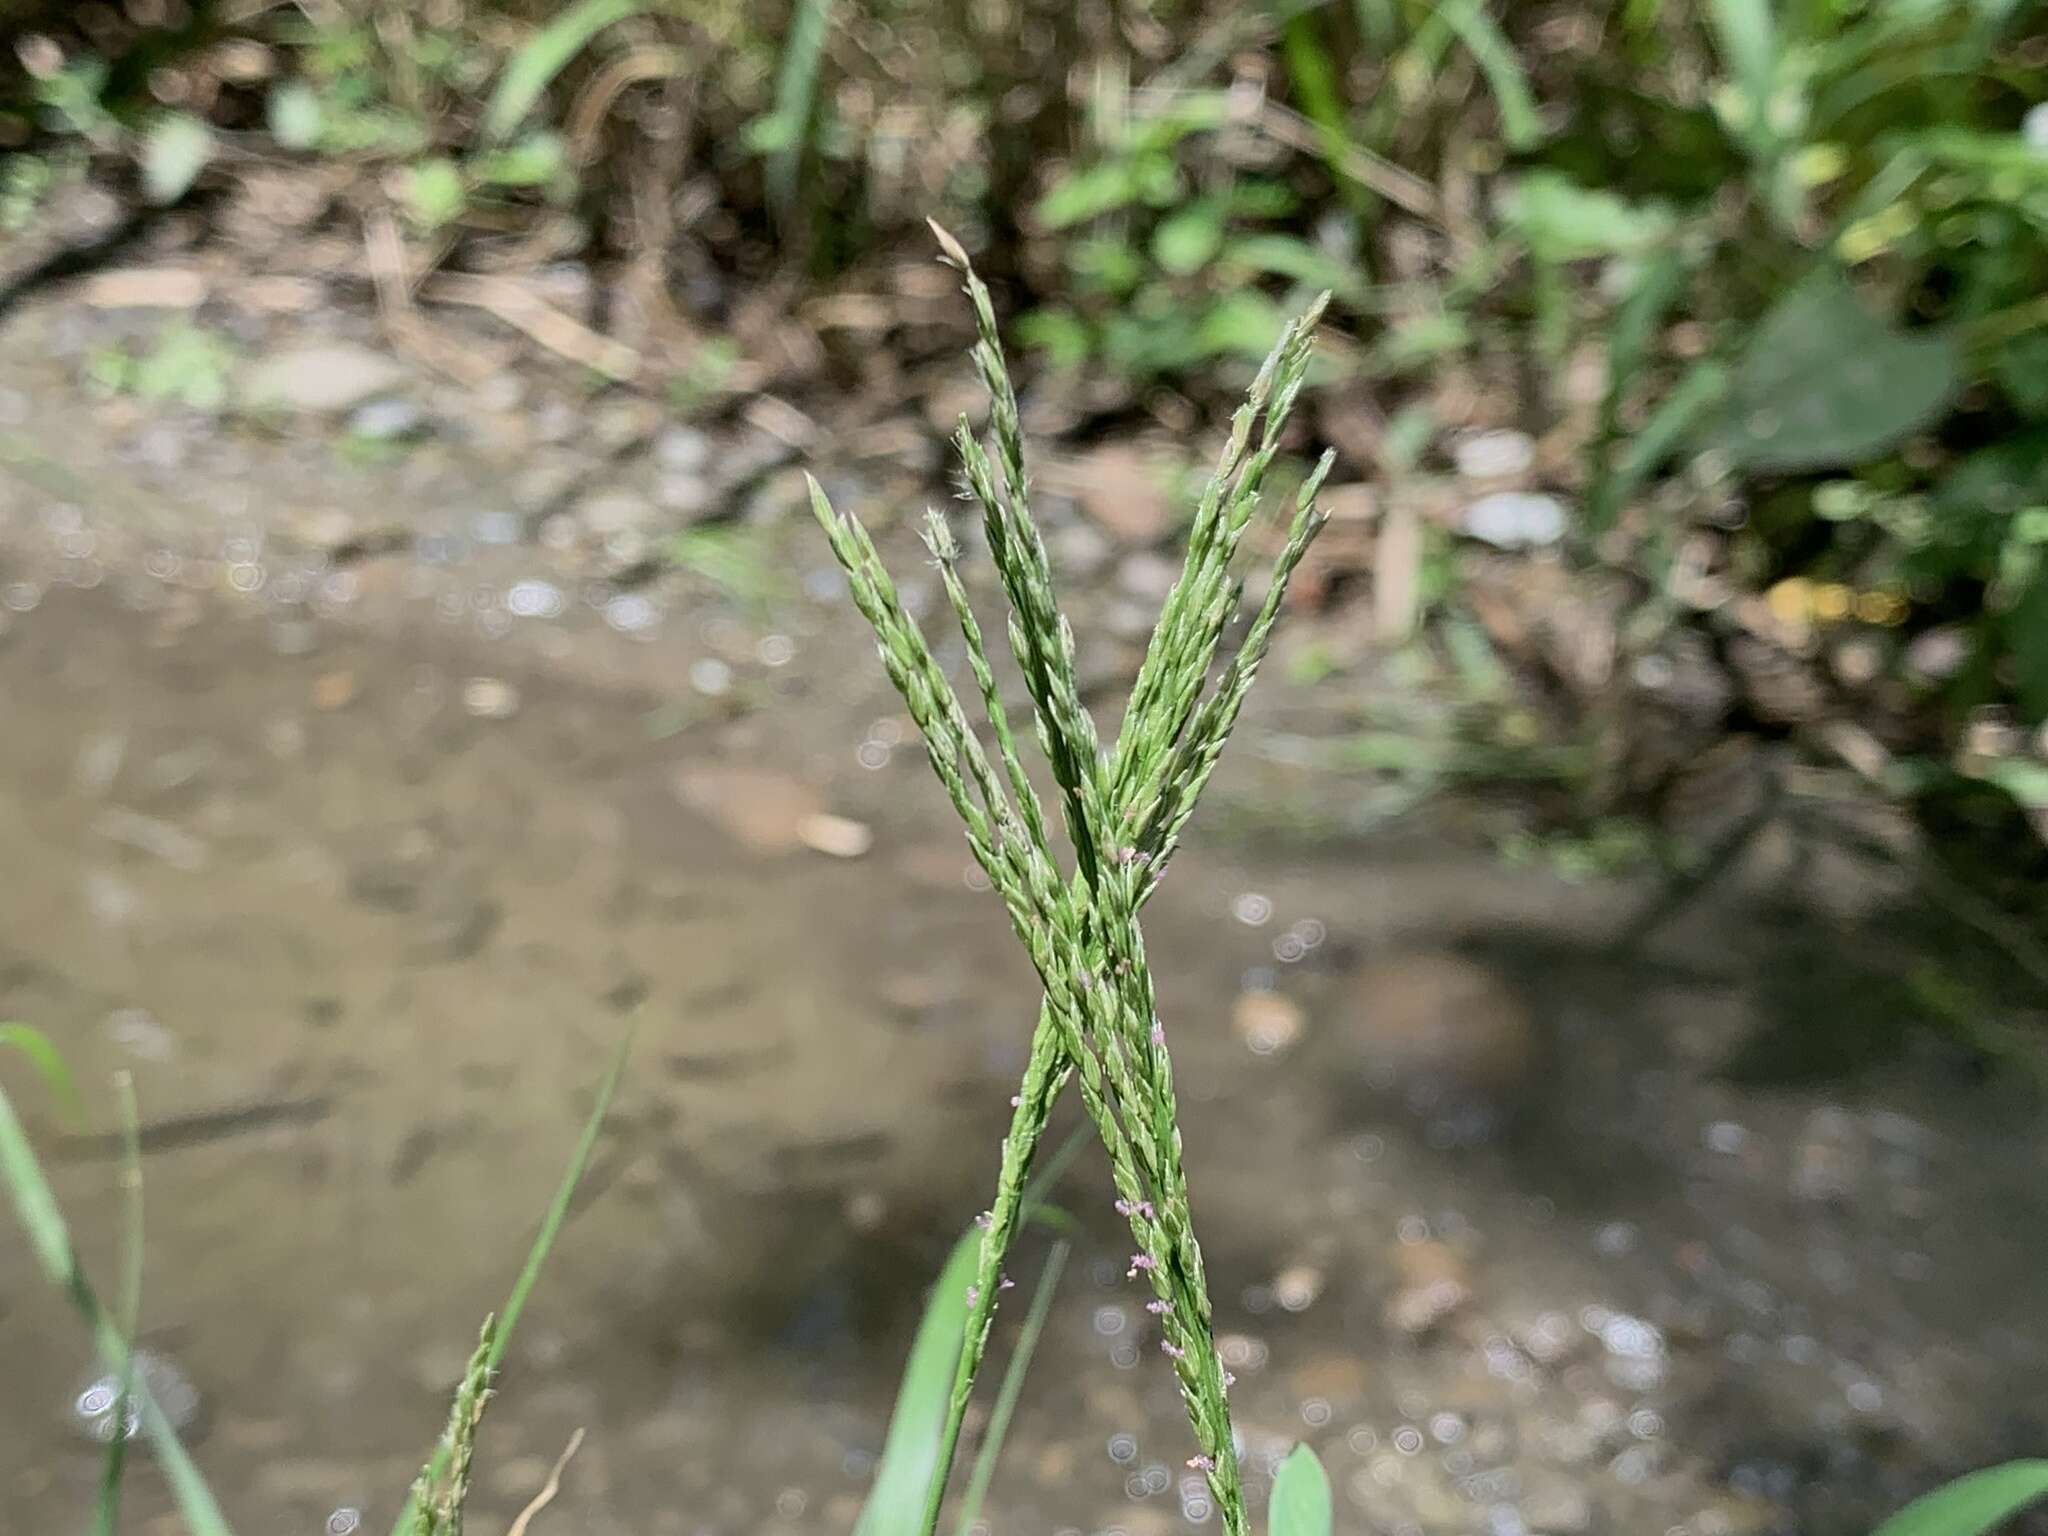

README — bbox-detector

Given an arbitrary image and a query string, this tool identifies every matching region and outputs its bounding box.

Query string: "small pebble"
[1464,491,1567,549]
[1233,990,1304,1056]
[461,677,520,719]
[345,397,425,442]
[797,813,874,859]
[1454,430,1535,483]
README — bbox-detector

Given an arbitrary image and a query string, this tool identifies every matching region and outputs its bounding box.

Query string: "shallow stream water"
[1,295,2045,1536]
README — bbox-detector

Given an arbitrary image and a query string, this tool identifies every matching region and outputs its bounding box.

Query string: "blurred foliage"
[3,0,2047,832]
[85,320,237,411]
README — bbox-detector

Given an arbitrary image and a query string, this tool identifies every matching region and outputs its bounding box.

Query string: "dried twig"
[422,272,641,380]
[503,1428,585,1536]
[363,209,497,387]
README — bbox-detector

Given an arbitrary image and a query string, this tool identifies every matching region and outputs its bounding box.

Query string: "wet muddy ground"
[2,286,2047,1536]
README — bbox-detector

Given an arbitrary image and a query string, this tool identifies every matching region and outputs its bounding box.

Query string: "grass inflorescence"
[810,222,1334,1536]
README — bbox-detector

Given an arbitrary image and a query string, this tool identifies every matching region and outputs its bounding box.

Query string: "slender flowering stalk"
[811,223,1331,1536]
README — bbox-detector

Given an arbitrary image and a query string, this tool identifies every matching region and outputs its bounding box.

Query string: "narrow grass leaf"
[92,1072,145,1536]
[1588,245,1688,534]
[0,1080,235,1536]
[0,1022,82,1124]
[1437,0,1544,151]
[1594,358,1727,529]
[1707,0,1779,154]
[1277,6,1374,217]
[387,1031,632,1536]
[748,0,835,217]
[481,0,644,144]
[1269,1445,1333,1536]
[1870,1461,2048,1536]
[854,1229,981,1536]
[953,1239,1070,1536]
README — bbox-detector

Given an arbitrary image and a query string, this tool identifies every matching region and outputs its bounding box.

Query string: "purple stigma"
[999,1273,1015,1290]
[1147,1299,1171,1314]
[1150,1021,1166,1046]
[965,1285,979,1306]
[1161,1340,1186,1360]
[1187,1455,1216,1472]
[1127,1253,1156,1276]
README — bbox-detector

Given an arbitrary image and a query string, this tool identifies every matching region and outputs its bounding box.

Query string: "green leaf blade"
[1871,1461,2048,1536]
[480,0,644,145]
[387,1030,632,1536]
[1717,268,1961,473]
[0,1079,236,1536]
[1269,1444,1333,1536]
[854,1230,981,1536]
[0,1023,82,1124]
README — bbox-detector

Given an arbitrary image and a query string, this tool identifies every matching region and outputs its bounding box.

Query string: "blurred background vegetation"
[3,0,2047,869]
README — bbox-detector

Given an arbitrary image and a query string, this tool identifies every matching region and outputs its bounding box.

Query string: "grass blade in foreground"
[1869,1461,2048,1536]
[93,1071,146,1536]
[952,1239,1070,1536]
[0,1074,235,1536]
[0,1021,83,1123]
[480,0,644,144]
[853,1230,983,1536]
[388,1029,633,1536]
[858,1131,1086,1536]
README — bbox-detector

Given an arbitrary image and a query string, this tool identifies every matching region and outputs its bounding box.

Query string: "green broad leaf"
[1995,331,2048,419]
[1069,236,1146,297]
[852,1229,980,1536]
[480,0,644,144]
[473,130,567,188]
[1716,269,1960,473]
[141,114,214,205]
[1038,160,1148,229]
[1229,178,1301,220]
[1198,291,1293,360]
[743,114,797,154]
[1016,307,1094,370]
[405,158,468,230]
[1222,235,1368,303]
[1966,754,2048,809]
[1127,92,1233,154]
[1870,1461,2048,1536]
[665,526,778,607]
[1269,1445,1333,1536]
[266,81,323,151]
[1152,200,1227,275]
[1507,171,1671,262]
[2006,573,2048,725]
